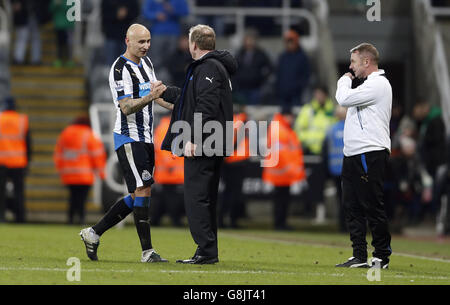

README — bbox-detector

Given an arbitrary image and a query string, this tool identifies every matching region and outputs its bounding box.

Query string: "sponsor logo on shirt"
[139,82,151,97]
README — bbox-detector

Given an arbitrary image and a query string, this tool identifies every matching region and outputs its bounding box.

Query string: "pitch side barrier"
[90,104,317,205]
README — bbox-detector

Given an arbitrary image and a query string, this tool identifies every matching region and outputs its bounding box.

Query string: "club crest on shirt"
[115,80,124,92]
[142,170,152,181]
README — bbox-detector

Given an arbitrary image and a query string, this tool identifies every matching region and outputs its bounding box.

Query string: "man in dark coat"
[412,101,447,216]
[160,24,237,264]
[101,0,139,65]
[233,28,272,105]
[12,0,51,65]
[276,29,310,112]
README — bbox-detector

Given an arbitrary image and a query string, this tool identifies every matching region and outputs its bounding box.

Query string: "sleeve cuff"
[117,94,132,101]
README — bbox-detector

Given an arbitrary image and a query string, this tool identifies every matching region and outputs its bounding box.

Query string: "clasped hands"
[151,81,167,99]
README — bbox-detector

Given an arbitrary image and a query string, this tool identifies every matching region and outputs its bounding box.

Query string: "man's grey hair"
[189,24,216,50]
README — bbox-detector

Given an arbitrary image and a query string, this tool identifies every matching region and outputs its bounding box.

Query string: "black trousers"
[304,160,326,216]
[273,186,291,229]
[342,150,392,260]
[68,185,91,224]
[184,156,223,257]
[219,161,246,227]
[333,176,347,232]
[0,167,26,223]
[151,184,184,226]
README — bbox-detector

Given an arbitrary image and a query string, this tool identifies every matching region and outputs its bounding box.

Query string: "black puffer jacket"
[161,50,238,157]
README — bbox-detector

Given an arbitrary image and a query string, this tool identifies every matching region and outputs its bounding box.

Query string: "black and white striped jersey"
[109,55,157,150]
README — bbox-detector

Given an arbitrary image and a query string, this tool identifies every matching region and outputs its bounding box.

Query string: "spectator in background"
[219,111,251,229]
[323,105,347,232]
[389,100,403,154]
[391,136,433,225]
[101,0,140,66]
[443,136,450,235]
[195,0,227,36]
[276,29,311,113]
[142,0,189,74]
[385,102,415,222]
[262,111,306,230]
[166,34,192,87]
[240,0,277,36]
[0,97,31,223]
[12,0,51,65]
[294,85,336,222]
[54,116,106,224]
[233,28,272,105]
[413,101,447,180]
[431,0,450,6]
[50,0,76,68]
[435,135,450,236]
[391,106,417,157]
[152,115,184,227]
[412,101,447,217]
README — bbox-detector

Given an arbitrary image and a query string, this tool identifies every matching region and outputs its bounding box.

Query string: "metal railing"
[430,6,450,16]
[0,7,9,49]
[413,0,450,135]
[0,1,11,99]
[311,0,338,100]
[83,1,320,52]
[189,5,319,52]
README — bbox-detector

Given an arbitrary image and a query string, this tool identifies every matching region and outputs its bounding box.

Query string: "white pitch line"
[221,233,450,264]
[0,266,133,273]
[392,252,450,263]
[1,267,449,281]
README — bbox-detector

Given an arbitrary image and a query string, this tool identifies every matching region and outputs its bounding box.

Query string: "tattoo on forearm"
[155,98,174,111]
[119,95,153,116]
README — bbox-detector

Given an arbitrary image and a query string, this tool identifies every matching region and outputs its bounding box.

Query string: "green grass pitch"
[0,224,449,285]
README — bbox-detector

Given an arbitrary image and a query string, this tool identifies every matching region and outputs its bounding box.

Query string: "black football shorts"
[116,142,155,193]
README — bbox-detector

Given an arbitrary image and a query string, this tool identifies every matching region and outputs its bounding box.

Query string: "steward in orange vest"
[154,116,184,185]
[153,115,184,226]
[0,97,31,223]
[224,112,251,164]
[219,112,251,228]
[262,112,306,230]
[54,116,106,224]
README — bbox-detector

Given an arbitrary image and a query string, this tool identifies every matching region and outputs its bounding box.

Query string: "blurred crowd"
[2,0,449,235]
[11,0,78,67]
[10,0,313,105]
[386,101,448,228]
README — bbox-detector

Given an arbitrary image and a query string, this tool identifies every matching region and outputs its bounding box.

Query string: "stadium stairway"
[9,23,100,221]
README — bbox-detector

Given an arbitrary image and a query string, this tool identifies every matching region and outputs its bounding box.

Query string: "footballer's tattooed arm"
[119,82,167,116]
[154,98,174,111]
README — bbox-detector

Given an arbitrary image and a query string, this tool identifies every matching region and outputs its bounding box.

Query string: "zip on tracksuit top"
[335,69,392,157]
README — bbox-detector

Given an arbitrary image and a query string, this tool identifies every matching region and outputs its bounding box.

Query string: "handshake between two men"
[150,81,198,158]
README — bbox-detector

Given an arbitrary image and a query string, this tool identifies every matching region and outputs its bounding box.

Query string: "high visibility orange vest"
[0,111,29,168]
[225,113,251,164]
[54,124,106,185]
[154,116,184,184]
[262,113,306,187]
